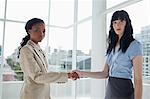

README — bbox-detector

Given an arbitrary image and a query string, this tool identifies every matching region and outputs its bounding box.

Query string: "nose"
[41,32,45,36]
[115,23,121,28]
[39,31,44,35]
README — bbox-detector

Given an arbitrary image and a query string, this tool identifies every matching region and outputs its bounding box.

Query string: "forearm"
[81,71,108,79]
[32,72,68,83]
[133,56,143,99]
[74,64,109,79]
[134,79,142,99]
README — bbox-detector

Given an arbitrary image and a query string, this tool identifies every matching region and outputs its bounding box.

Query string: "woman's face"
[29,23,45,43]
[112,19,126,37]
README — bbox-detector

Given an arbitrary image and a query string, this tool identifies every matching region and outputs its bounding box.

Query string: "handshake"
[67,70,83,80]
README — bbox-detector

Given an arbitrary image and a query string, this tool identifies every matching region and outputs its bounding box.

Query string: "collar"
[27,40,41,50]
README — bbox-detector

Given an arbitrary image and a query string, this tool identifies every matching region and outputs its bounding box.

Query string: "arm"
[74,63,109,79]
[133,55,142,99]
[20,47,68,84]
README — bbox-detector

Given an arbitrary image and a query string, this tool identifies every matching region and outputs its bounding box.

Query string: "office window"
[76,0,92,98]
[3,22,26,81]
[76,20,92,98]
[7,0,49,23]
[0,0,5,18]
[48,27,73,71]
[48,0,74,74]
[50,0,74,26]
[0,21,3,45]
[78,0,92,21]
[106,0,128,9]
[0,21,3,65]
[77,0,92,70]
[77,20,92,71]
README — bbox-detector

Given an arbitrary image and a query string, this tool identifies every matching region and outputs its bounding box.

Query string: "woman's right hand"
[72,70,85,78]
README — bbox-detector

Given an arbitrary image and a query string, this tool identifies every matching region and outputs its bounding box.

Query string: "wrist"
[67,73,71,78]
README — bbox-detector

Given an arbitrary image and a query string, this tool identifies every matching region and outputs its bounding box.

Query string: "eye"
[34,29,38,32]
[113,21,117,24]
[43,29,45,33]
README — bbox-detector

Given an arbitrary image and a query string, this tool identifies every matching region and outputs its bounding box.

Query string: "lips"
[117,29,121,31]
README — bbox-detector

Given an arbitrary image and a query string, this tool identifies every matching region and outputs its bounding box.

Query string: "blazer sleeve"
[19,46,68,84]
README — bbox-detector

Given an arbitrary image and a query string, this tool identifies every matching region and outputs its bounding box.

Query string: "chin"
[38,38,43,42]
[116,32,122,35]
[115,32,119,35]
[39,40,42,42]
[37,39,42,42]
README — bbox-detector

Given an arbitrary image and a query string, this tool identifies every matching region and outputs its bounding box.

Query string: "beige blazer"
[19,40,68,99]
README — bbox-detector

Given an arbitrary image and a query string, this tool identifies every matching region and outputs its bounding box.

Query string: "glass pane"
[0,21,3,78]
[50,0,74,26]
[0,21,3,99]
[76,79,91,99]
[0,0,5,18]
[48,27,73,98]
[7,0,49,23]
[0,21,3,52]
[77,20,92,98]
[50,80,73,99]
[48,27,73,72]
[106,0,128,9]
[106,12,113,35]
[77,20,92,51]
[51,79,91,99]
[78,0,92,21]
[77,20,92,71]
[3,22,26,81]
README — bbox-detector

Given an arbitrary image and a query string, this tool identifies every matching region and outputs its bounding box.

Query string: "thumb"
[72,70,82,77]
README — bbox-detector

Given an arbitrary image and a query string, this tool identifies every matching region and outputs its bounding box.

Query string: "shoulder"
[131,39,141,45]
[127,39,142,59]
[20,45,33,54]
[129,39,142,49]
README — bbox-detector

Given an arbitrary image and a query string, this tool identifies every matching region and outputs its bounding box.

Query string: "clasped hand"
[68,70,83,80]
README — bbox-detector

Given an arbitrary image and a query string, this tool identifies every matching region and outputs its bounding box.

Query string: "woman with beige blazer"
[18,18,79,99]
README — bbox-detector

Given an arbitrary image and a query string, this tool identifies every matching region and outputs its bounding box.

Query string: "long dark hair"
[18,18,45,57]
[106,10,134,55]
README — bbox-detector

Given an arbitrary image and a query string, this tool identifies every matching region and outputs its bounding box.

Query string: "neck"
[118,34,122,40]
[116,39,120,47]
[30,39,38,44]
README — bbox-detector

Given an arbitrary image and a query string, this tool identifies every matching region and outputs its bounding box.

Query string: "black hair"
[18,18,45,58]
[106,10,134,55]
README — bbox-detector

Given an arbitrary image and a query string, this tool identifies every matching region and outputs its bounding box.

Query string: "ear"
[28,29,32,34]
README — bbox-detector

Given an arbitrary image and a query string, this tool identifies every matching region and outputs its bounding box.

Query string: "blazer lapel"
[27,40,48,72]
